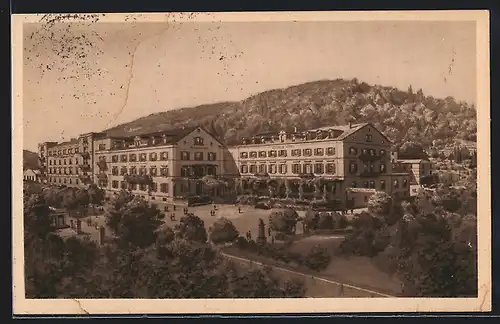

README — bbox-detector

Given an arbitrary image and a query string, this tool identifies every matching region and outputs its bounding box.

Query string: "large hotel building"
[38,122,424,208]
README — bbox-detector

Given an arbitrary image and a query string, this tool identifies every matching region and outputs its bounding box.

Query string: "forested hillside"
[105,78,477,149]
[23,150,39,170]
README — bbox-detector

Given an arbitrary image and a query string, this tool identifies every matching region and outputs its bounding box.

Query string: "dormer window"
[193,137,204,146]
[162,134,168,144]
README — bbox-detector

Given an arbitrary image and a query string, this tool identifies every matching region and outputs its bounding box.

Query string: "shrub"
[235,236,249,249]
[209,217,240,244]
[269,208,298,234]
[305,245,331,271]
[236,195,258,206]
[303,210,319,231]
[336,214,349,229]
[317,212,334,230]
[247,239,258,252]
[255,202,271,210]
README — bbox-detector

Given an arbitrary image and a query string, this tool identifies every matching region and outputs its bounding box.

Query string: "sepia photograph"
[12,11,490,314]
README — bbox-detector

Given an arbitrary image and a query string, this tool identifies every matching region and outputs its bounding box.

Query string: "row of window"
[349,147,386,156]
[102,136,209,151]
[240,162,387,175]
[47,177,81,185]
[349,178,408,190]
[48,167,85,175]
[104,181,170,193]
[49,158,84,166]
[239,147,387,159]
[48,146,88,156]
[111,166,170,177]
[348,162,387,174]
[240,147,336,159]
[240,163,337,175]
[101,151,217,163]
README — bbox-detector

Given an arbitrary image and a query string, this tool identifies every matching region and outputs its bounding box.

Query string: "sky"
[22,19,477,152]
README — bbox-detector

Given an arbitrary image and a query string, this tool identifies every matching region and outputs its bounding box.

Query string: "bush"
[209,218,240,244]
[254,202,271,210]
[269,208,298,234]
[317,212,334,230]
[336,214,349,229]
[247,239,258,252]
[157,213,165,220]
[305,245,331,271]
[236,195,258,206]
[187,195,212,207]
[303,210,319,231]
[235,236,249,249]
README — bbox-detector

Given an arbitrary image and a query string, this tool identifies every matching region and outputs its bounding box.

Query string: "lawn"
[286,235,402,295]
[224,233,403,297]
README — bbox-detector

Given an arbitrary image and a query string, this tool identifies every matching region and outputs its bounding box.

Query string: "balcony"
[360,171,380,178]
[96,174,108,180]
[77,152,90,159]
[79,164,91,171]
[358,153,381,162]
[78,175,92,184]
[97,160,108,171]
[124,174,153,184]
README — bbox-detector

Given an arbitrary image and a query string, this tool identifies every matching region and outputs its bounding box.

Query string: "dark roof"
[104,126,225,147]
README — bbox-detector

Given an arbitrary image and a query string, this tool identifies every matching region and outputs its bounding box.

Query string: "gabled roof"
[327,122,393,143]
[106,126,225,147]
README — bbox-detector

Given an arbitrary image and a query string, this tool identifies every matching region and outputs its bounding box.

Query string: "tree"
[88,183,105,207]
[317,212,334,230]
[175,213,208,243]
[269,208,298,234]
[209,217,239,244]
[303,210,319,232]
[398,141,427,159]
[75,188,90,216]
[368,191,393,216]
[305,245,331,271]
[105,194,162,248]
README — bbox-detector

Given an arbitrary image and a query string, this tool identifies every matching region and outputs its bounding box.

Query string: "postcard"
[12,10,491,315]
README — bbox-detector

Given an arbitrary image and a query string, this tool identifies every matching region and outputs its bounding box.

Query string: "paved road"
[221,252,395,298]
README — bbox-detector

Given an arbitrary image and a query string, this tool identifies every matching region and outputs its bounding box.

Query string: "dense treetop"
[104,78,476,149]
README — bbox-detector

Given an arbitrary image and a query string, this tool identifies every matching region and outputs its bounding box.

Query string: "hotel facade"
[38,123,415,208]
[225,123,411,208]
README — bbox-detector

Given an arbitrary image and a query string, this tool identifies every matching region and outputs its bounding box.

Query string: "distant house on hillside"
[392,158,434,196]
[23,168,41,182]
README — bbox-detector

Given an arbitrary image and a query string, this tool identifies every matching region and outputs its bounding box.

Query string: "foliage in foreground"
[339,187,478,297]
[23,191,306,298]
